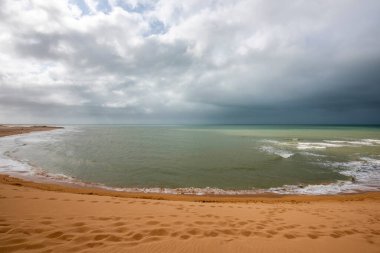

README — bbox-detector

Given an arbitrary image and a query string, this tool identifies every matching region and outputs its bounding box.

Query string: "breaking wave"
[259,146,294,158]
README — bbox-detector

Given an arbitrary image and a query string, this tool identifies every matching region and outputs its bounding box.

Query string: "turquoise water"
[1,125,380,194]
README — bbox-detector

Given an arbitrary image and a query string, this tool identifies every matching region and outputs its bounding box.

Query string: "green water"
[8,125,380,194]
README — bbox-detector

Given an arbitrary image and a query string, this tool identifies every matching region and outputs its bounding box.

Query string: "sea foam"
[259,146,294,158]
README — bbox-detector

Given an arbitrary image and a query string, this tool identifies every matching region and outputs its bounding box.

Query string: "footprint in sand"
[180,234,190,240]
[203,231,218,237]
[72,222,86,227]
[149,228,169,236]
[187,228,201,235]
[283,233,296,239]
[131,233,143,241]
[106,235,123,242]
[171,232,180,237]
[112,221,126,226]
[114,227,129,233]
[40,221,52,225]
[91,229,105,234]
[86,242,104,248]
[25,243,45,250]
[46,231,64,238]
[307,233,319,239]
[241,230,251,236]
[146,220,160,225]
[72,226,91,233]
[94,234,109,241]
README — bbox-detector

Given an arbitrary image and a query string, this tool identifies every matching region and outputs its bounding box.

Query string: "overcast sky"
[0,0,379,124]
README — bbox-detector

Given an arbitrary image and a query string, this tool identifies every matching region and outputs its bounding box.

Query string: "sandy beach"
[0,127,380,252]
[0,125,62,137]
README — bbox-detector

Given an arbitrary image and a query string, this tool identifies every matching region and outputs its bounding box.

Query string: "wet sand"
[0,126,379,252]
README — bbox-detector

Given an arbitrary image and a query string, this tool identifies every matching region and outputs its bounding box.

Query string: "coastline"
[1,174,380,203]
[0,125,63,137]
[0,124,379,202]
[1,126,380,252]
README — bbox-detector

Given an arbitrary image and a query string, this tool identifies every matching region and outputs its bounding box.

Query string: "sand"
[0,125,62,137]
[0,126,379,252]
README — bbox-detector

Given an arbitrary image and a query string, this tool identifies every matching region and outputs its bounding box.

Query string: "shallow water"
[1,125,380,195]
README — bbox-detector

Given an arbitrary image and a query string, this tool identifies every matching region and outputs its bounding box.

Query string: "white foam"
[259,146,294,158]
[363,139,380,144]
[297,142,344,150]
[0,127,73,176]
[89,180,379,196]
[299,151,326,157]
[327,157,380,186]
[324,140,377,146]
[0,156,32,174]
[297,139,380,150]
[267,181,376,195]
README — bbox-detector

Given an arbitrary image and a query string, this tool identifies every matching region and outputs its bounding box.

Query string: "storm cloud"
[0,0,379,124]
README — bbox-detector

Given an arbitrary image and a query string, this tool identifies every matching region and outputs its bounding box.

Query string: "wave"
[297,142,344,150]
[259,146,294,158]
[297,139,380,150]
[1,163,379,196]
[262,138,380,149]
[2,156,379,196]
[266,181,377,195]
[299,151,326,157]
[0,127,74,175]
[273,157,380,195]
[326,157,380,187]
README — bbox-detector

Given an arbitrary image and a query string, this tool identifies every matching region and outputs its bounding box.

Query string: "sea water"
[1,125,379,195]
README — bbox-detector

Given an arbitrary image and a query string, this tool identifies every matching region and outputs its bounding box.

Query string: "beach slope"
[0,180,380,253]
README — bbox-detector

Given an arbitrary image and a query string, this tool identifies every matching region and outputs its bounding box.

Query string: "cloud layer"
[1,0,380,124]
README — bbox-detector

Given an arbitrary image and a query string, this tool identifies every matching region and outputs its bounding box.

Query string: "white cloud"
[0,0,379,123]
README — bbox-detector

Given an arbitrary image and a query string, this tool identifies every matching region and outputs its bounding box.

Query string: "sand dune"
[0,181,379,252]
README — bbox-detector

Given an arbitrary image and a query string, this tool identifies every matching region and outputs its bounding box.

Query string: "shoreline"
[1,125,379,252]
[1,174,380,203]
[0,124,63,137]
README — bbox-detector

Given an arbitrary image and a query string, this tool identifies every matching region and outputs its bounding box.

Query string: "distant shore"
[0,124,63,137]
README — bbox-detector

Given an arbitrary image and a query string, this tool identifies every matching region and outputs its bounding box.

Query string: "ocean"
[1,125,380,195]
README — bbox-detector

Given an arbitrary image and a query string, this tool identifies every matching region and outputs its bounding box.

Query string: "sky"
[0,0,380,124]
